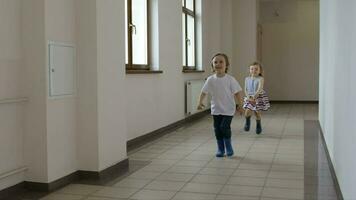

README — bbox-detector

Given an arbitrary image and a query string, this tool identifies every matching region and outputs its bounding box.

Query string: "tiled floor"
[20,104,342,199]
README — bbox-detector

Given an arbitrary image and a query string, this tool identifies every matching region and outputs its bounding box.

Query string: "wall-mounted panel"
[48,42,76,97]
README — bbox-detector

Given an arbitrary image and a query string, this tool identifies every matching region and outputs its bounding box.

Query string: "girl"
[243,62,270,134]
[197,53,244,157]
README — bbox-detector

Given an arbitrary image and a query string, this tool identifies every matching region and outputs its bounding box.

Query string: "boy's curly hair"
[211,53,230,73]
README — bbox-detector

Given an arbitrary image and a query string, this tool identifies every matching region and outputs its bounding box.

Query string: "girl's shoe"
[256,120,262,134]
[216,140,225,157]
[224,138,234,157]
[244,116,251,131]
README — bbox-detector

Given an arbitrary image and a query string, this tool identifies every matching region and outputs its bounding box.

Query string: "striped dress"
[243,76,270,111]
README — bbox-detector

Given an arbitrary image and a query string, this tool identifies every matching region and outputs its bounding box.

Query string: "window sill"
[126,69,163,74]
[182,69,205,73]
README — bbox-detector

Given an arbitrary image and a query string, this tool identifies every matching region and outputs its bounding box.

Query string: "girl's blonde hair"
[250,61,264,77]
[211,53,230,73]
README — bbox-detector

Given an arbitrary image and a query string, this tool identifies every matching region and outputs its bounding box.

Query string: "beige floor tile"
[245,152,275,158]
[268,171,304,180]
[143,180,185,191]
[140,164,171,172]
[198,167,234,176]
[40,193,84,200]
[39,104,322,200]
[181,182,223,194]
[167,166,202,174]
[184,154,214,161]
[205,160,240,169]
[220,185,263,196]
[193,149,215,154]
[265,178,303,189]
[85,197,128,200]
[56,184,103,195]
[175,160,209,167]
[91,187,138,199]
[215,194,259,200]
[155,172,194,182]
[164,149,193,155]
[130,152,160,160]
[128,171,161,180]
[238,163,271,170]
[150,159,179,165]
[130,189,176,200]
[227,176,266,187]
[157,153,187,160]
[248,147,276,153]
[274,157,304,165]
[241,157,273,165]
[113,178,151,189]
[176,142,202,148]
[271,164,304,172]
[233,169,269,178]
[137,148,167,154]
[261,187,304,199]
[171,192,216,200]
[190,174,229,184]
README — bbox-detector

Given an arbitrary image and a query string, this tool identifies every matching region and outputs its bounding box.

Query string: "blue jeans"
[213,115,233,140]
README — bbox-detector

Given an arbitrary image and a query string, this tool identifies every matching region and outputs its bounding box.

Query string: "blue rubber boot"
[216,140,225,157]
[224,138,234,157]
[256,120,262,134]
[244,116,251,131]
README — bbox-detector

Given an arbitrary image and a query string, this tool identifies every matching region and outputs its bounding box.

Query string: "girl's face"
[212,55,227,74]
[249,65,260,76]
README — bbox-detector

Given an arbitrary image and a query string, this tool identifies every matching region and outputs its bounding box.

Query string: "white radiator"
[185,79,209,115]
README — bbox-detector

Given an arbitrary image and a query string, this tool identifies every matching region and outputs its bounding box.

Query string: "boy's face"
[250,65,260,76]
[212,56,227,74]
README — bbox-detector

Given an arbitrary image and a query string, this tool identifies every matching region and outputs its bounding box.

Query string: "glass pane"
[182,0,185,7]
[182,13,186,66]
[186,0,194,11]
[125,0,128,64]
[187,15,195,67]
[132,0,148,65]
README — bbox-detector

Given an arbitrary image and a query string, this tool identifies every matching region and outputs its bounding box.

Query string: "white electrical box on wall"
[48,42,76,97]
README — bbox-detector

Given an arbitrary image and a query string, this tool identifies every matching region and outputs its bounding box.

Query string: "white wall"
[96,0,127,171]
[45,0,78,182]
[231,0,258,84]
[260,0,319,101]
[126,0,229,140]
[0,0,236,190]
[0,0,24,98]
[319,0,356,199]
[76,0,128,171]
[2,0,127,187]
[125,0,185,140]
[0,0,26,190]
[76,0,99,171]
[220,0,233,67]
[22,0,48,183]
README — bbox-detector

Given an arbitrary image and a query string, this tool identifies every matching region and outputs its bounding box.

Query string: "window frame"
[182,0,196,71]
[126,0,150,71]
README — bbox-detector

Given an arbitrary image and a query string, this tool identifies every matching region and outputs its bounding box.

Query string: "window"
[125,0,149,70]
[182,0,196,70]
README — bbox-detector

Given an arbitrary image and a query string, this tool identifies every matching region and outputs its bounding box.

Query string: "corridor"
[38,103,339,200]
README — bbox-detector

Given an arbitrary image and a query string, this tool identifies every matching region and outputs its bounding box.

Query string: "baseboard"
[270,100,318,104]
[0,182,26,199]
[78,158,129,181]
[23,158,129,192]
[316,121,344,200]
[127,110,210,152]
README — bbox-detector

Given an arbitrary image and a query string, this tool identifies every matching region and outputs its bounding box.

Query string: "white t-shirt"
[201,74,242,116]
